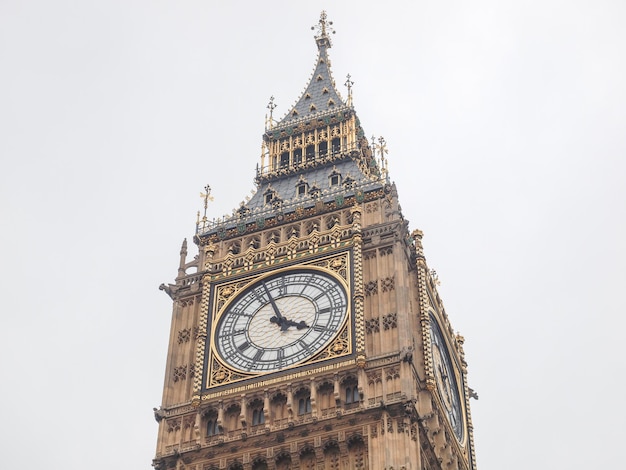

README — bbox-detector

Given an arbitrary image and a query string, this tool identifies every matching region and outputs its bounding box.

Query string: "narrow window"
[345,386,359,403]
[305,144,315,161]
[293,148,302,165]
[252,408,265,425]
[298,397,311,415]
[207,419,220,436]
[318,141,328,157]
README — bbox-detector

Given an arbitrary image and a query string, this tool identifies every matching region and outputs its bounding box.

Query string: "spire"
[275,11,346,126]
[178,238,188,277]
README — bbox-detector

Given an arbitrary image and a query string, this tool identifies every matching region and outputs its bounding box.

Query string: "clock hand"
[295,319,309,329]
[262,283,286,325]
[282,318,309,330]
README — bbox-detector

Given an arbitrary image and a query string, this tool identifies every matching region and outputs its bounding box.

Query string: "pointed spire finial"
[344,74,354,106]
[197,184,214,233]
[312,11,335,49]
[265,96,277,130]
[375,136,389,180]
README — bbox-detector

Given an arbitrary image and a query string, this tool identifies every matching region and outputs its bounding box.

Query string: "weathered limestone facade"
[153,12,477,470]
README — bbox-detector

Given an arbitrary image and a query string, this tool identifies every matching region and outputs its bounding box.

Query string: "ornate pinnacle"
[197,184,214,233]
[311,11,335,49]
[265,96,277,130]
[345,74,354,106]
[375,136,389,180]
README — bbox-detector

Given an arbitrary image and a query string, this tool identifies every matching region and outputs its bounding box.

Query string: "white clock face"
[430,316,464,442]
[214,269,348,373]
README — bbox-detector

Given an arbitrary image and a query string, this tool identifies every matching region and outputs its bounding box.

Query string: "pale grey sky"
[1,1,625,468]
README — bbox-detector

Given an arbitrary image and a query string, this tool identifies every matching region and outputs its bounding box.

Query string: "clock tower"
[154,12,477,470]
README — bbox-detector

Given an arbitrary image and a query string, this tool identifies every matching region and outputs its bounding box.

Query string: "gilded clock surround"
[202,252,356,391]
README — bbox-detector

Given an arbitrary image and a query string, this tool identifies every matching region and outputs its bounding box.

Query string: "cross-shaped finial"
[375,137,389,180]
[311,11,335,49]
[345,74,354,106]
[197,184,214,233]
[267,96,276,117]
[312,11,334,36]
[266,96,277,129]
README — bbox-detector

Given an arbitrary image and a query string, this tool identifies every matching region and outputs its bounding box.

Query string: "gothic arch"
[270,392,288,424]
[299,445,317,470]
[341,374,359,406]
[251,456,269,470]
[294,386,312,416]
[317,380,335,415]
[322,439,341,469]
[275,450,292,470]
[347,433,367,469]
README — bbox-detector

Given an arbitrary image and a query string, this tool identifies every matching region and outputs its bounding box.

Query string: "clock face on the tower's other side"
[430,315,465,442]
[213,268,349,374]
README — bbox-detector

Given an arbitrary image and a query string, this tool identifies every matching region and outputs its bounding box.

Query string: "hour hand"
[283,319,309,330]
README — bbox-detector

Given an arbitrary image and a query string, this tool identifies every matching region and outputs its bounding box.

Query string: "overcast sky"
[1,1,625,468]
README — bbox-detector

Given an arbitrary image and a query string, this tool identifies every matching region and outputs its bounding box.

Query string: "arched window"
[204,408,220,437]
[305,144,315,161]
[206,419,220,436]
[295,387,312,415]
[252,408,265,425]
[295,387,311,416]
[345,385,359,404]
[298,396,312,415]
[343,376,360,407]
[293,148,303,165]
[318,141,328,157]
[249,398,265,426]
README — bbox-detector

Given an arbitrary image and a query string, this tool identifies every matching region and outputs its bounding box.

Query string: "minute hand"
[262,283,284,321]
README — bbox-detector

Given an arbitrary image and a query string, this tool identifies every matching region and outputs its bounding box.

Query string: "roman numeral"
[277,348,284,366]
[253,349,264,361]
[238,341,250,352]
[298,340,311,353]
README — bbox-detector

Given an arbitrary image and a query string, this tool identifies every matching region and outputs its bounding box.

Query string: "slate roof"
[275,32,347,126]
[246,157,381,212]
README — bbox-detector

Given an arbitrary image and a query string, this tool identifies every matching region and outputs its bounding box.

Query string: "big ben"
[153,12,477,470]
